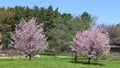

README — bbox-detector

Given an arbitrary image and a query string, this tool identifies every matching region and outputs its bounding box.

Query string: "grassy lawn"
[0,55,120,68]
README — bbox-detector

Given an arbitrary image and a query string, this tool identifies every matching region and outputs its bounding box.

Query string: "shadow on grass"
[69,61,105,66]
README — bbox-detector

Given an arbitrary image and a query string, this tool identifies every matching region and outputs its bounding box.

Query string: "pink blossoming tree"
[71,26,110,64]
[11,18,48,60]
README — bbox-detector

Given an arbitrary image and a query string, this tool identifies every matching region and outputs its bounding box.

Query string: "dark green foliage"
[0,6,96,52]
[41,51,57,56]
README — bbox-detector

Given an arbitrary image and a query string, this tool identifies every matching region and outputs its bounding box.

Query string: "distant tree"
[104,25,118,45]
[71,26,110,64]
[97,24,120,45]
[47,20,72,51]
[11,18,48,61]
[115,24,120,45]
[25,6,33,19]
[97,24,108,33]
[0,7,14,23]
[47,13,73,51]
[0,7,14,49]
[80,12,96,30]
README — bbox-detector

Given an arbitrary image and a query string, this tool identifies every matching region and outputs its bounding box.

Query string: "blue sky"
[0,0,120,25]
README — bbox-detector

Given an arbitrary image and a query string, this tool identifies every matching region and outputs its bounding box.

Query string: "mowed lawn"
[0,55,120,68]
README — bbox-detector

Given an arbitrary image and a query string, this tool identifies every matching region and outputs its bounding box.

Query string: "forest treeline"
[0,5,120,52]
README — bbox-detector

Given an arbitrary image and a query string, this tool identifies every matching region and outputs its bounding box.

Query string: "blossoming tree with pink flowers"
[71,26,110,64]
[11,18,48,60]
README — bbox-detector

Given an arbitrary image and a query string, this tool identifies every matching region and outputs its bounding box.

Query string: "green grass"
[0,55,120,68]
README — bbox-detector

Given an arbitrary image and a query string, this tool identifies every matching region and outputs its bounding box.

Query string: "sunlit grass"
[0,55,120,68]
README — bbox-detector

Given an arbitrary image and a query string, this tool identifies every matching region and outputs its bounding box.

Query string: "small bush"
[41,51,57,56]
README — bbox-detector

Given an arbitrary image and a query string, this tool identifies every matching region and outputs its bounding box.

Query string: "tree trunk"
[88,51,92,64]
[29,54,32,61]
[88,57,91,64]
[49,45,53,51]
[74,52,77,62]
